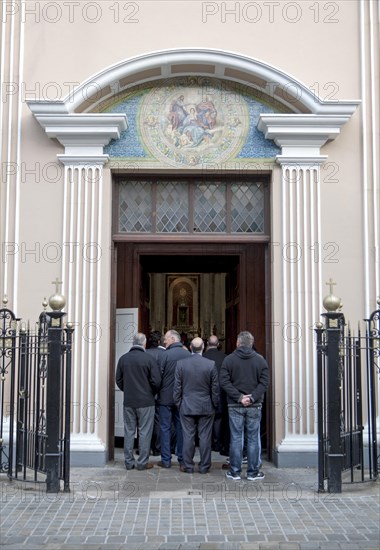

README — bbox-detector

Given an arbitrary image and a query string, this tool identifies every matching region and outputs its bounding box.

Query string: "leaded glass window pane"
[156,181,189,233]
[231,183,264,233]
[117,180,265,234]
[119,181,152,232]
[194,183,226,233]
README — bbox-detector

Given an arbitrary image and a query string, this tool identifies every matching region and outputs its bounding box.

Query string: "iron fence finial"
[323,278,341,312]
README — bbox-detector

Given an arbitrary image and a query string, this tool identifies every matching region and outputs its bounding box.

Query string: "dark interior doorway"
[112,241,271,459]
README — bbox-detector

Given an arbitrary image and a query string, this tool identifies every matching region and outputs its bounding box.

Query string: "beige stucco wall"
[22,1,361,97]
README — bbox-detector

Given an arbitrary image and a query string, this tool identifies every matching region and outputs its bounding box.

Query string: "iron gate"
[0,301,73,492]
[316,303,379,493]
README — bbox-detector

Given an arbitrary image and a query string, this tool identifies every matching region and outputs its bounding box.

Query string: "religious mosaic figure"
[167,94,218,149]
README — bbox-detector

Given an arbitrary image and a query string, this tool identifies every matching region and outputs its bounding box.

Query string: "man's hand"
[241,394,252,407]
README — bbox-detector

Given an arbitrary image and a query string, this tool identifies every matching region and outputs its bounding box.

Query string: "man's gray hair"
[237,331,254,347]
[167,329,181,342]
[133,333,147,347]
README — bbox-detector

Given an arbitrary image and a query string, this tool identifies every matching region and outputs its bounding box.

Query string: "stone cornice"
[31,113,128,149]
[257,114,352,146]
[257,114,355,163]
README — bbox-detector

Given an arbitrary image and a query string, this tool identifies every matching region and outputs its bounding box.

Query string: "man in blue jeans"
[220,331,269,481]
[157,329,190,468]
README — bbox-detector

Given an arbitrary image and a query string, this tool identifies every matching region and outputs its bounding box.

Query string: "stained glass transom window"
[119,181,152,232]
[156,182,189,233]
[231,183,264,233]
[117,180,265,234]
[194,183,226,233]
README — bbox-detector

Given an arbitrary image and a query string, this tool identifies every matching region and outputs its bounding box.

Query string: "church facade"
[1,1,379,466]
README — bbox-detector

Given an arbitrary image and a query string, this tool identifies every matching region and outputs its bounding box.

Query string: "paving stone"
[1,453,379,549]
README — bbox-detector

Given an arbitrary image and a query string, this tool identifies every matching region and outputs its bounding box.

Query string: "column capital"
[257,113,355,164]
[29,111,128,156]
[57,154,110,166]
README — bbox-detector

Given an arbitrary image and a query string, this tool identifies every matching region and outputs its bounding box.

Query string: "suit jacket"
[158,342,190,406]
[203,347,227,414]
[116,346,161,408]
[173,353,220,415]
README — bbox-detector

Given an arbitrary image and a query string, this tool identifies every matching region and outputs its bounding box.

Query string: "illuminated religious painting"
[102,76,283,167]
[167,275,199,334]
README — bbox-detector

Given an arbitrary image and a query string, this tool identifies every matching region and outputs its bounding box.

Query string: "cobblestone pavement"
[1,451,379,549]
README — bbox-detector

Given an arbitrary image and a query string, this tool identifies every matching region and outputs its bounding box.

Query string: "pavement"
[1,449,379,550]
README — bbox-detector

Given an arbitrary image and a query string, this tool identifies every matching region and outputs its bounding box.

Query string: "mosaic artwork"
[139,83,249,167]
[102,77,282,167]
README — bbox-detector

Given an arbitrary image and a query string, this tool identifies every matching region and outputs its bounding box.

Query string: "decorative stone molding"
[257,114,356,161]
[26,48,361,117]
[28,111,128,155]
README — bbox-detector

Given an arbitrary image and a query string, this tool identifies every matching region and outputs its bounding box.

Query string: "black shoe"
[198,469,210,474]
[151,450,160,456]
[180,465,194,473]
[137,463,153,471]
[125,464,135,470]
[157,461,171,468]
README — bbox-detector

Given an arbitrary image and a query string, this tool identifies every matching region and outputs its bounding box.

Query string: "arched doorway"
[27,49,358,467]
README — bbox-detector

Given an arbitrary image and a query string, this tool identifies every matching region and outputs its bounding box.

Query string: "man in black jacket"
[203,335,227,454]
[157,329,190,468]
[116,333,161,471]
[220,331,269,482]
[146,331,166,456]
[174,337,219,473]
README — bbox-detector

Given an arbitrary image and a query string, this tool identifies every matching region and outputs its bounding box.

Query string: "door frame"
[109,240,273,460]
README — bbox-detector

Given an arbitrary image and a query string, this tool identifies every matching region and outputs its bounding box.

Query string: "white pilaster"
[276,159,324,460]
[59,157,107,457]
[26,111,127,465]
[258,114,356,465]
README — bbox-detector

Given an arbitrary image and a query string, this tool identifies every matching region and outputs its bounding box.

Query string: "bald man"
[173,337,220,474]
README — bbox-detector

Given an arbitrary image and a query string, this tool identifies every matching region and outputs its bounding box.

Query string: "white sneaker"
[225,470,241,481]
[247,471,265,481]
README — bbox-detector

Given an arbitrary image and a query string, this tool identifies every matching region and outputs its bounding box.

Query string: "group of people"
[116,329,269,480]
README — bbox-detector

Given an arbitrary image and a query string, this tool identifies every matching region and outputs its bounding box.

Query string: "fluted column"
[276,159,325,455]
[58,156,109,458]
[0,3,24,309]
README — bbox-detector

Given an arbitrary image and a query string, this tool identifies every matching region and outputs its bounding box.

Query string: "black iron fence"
[0,302,73,492]
[316,304,379,493]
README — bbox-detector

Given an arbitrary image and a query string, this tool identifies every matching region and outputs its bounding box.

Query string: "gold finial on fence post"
[323,278,341,312]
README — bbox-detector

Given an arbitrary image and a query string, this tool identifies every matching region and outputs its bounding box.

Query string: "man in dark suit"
[203,335,227,454]
[116,333,161,471]
[146,331,166,456]
[157,329,190,468]
[173,337,220,474]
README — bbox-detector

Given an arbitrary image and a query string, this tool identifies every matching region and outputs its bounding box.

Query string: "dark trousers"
[159,404,183,465]
[180,412,214,472]
[150,402,161,454]
[212,413,222,451]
